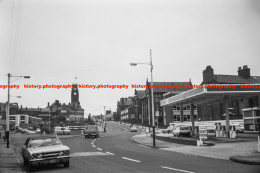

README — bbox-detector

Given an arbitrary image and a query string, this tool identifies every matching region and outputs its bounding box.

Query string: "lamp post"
[6,73,30,148]
[104,106,106,132]
[130,49,155,147]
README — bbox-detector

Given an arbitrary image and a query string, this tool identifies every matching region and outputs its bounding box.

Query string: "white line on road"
[97,148,102,150]
[121,157,141,163]
[105,152,114,155]
[161,166,195,173]
[92,145,96,147]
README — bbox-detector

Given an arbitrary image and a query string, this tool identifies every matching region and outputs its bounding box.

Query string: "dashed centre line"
[97,148,102,150]
[161,166,195,173]
[121,157,141,163]
[105,152,114,155]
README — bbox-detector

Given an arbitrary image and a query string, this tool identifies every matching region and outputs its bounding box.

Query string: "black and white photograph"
[0,0,260,172]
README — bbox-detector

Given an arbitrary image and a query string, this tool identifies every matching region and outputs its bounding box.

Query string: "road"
[11,122,260,173]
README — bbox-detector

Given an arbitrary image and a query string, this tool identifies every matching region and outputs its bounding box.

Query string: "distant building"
[116,97,134,122]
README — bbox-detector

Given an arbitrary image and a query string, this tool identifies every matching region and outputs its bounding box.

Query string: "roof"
[202,75,260,84]
[29,135,58,140]
[146,82,192,93]
[161,84,260,106]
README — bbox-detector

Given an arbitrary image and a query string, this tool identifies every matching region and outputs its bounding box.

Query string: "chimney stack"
[203,66,214,84]
[238,65,250,78]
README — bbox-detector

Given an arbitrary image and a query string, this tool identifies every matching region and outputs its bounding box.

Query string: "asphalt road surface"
[12,122,260,173]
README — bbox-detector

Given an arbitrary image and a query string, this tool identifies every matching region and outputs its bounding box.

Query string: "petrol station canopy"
[160,84,260,106]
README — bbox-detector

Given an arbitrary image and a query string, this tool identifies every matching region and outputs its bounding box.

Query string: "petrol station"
[160,84,260,138]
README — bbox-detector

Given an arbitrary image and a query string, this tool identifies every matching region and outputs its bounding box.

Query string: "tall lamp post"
[103,106,106,132]
[6,73,30,148]
[130,49,155,147]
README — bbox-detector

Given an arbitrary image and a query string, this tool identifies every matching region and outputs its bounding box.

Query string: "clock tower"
[71,84,80,107]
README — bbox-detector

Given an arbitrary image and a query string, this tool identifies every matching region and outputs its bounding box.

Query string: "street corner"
[230,154,260,165]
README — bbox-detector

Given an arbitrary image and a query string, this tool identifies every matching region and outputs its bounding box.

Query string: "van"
[172,125,191,137]
[54,127,71,135]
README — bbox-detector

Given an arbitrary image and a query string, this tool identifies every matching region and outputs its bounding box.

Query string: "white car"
[36,128,41,133]
[22,136,71,170]
[162,125,175,134]
[235,124,244,133]
[130,125,138,132]
[54,127,71,135]
[172,126,191,137]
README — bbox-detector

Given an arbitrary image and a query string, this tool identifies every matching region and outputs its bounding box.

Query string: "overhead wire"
[11,0,24,73]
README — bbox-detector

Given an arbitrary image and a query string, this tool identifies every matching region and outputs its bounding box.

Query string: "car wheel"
[23,157,27,166]
[64,160,70,168]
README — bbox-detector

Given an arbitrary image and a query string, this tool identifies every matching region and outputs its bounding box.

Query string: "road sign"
[199,126,208,140]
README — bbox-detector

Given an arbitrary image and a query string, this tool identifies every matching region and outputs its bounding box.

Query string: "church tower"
[71,83,80,108]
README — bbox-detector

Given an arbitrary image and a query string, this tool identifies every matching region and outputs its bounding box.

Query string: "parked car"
[162,125,175,134]
[235,123,244,133]
[21,135,71,170]
[172,125,191,137]
[36,128,41,133]
[83,125,99,138]
[54,127,71,135]
[130,125,138,132]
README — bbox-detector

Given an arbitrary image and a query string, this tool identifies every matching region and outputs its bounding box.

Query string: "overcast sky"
[0,0,260,116]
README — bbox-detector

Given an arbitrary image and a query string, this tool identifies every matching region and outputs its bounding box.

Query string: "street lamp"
[130,49,155,147]
[6,73,30,148]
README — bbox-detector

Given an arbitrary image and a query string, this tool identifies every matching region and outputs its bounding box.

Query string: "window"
[183,115,191,121]
[173,106,177,111]
[173,115,180,121]
[20,116,25,120]
[9,116,15,120]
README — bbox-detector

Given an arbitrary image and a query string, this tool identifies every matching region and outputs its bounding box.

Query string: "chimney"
[47,102,50,107]
[203,66,214,84]
[238,65,250,78]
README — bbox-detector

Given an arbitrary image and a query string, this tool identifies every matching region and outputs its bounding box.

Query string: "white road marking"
[121,157,141,163]
[97,148,102,150]
[92,145,96,147]
[71,152,108,157]
[161,166,195,173]
[105,152,114,155]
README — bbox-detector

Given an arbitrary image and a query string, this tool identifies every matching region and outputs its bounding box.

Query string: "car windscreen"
[85,126,95,130]
[29,138,61,148]
[180,127,188,130]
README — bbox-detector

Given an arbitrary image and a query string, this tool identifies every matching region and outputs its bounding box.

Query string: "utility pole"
[6,73,10,148]
[104,106,106,132]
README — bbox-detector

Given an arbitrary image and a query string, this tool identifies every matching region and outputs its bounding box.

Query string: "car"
[54,127,71,135]
[235,124,244,133]
[36,128,41,133]
[83,125,99,138]
[162,125,175,134]
[21,135,71,170]
[130,125,138,132]
[172,125,191,137]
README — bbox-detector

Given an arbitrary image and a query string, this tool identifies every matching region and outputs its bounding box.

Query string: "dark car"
[21,135,71,170]
[84,125,99,138]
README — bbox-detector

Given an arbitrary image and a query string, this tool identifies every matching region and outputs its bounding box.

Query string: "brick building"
[198,65,260,121]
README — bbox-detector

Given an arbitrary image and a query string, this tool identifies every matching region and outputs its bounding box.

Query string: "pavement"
[0,138,24,173]
[132,132,260,165]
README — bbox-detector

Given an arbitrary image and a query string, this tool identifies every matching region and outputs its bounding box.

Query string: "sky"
[0,0,260,117]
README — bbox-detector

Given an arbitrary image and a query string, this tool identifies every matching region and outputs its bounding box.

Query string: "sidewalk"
[0,139,24,173]
[132,133,260,165]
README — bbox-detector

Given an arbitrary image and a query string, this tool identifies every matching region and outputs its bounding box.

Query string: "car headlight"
[59,150,70,156]
[31,153,43,159]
